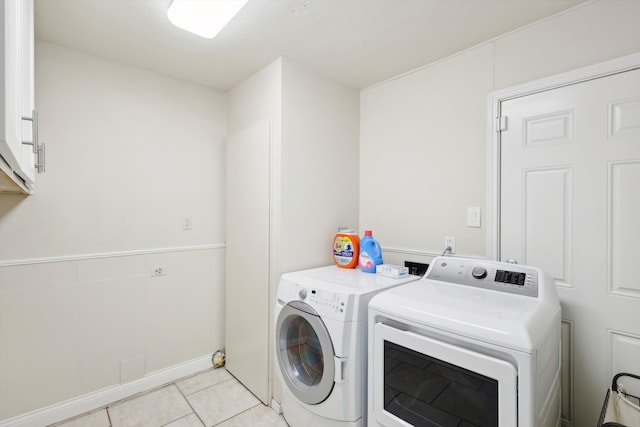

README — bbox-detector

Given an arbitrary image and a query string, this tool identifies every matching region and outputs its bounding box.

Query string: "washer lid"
[369,278,557,353]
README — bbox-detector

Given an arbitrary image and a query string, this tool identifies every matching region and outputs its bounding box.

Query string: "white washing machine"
[368,257,562,427]
[275,265,420,427]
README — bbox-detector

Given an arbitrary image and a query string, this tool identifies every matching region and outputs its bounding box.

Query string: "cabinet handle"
[36,143,45,173]
[21,109,45,173]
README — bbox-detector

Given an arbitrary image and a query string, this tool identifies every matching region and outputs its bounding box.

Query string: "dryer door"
[276,301,335,405]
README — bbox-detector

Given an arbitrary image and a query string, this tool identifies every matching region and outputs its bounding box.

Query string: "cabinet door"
[0,0,22,169]
[19,0,35,183]
[0,0,35,188]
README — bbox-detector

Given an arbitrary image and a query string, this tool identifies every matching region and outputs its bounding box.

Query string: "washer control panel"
[296,286,349,319]
[426,258,539,297]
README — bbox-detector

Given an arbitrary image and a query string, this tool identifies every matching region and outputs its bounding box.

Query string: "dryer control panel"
[426,257,539,297]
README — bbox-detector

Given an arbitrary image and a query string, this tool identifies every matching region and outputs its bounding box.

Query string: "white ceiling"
[35,0,586,91]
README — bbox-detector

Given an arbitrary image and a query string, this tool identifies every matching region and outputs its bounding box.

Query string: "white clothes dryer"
[275,266,420,427]
[368,257,562,427]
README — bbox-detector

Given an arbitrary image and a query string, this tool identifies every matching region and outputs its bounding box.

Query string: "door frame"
[486,52,640,261]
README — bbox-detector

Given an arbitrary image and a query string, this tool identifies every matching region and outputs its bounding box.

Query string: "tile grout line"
[172,368,246,426]
[175,379,208,427]
[211,403,263,426]
[47,408,109,427]
[108,383,197,427]
[158,411,198,427]
[177,371,262,426]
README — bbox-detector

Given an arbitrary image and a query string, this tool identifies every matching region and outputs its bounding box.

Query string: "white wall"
[0,42,227,422]
[493,0,640,89]
[1,42,226,258]
[361,0,640,266]
[280,59,360,273]
[227,59,282,135]
[361,44,494,263]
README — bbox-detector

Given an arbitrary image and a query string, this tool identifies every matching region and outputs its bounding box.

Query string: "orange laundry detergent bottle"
[333,228,360,268]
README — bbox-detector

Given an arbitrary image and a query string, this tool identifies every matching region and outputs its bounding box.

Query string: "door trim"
[486,52,640,260]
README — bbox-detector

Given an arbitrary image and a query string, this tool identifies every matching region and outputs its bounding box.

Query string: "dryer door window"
[276,301,335,405]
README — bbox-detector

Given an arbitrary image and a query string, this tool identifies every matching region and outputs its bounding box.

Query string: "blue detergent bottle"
[359,230,383,273]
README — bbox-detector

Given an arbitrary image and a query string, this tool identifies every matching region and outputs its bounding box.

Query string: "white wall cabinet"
[0,0,42,194]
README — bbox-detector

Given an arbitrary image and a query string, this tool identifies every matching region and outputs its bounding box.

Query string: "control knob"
[298,288,307,299]
[471,266,488,279]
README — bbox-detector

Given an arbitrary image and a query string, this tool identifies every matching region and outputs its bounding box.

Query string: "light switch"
[183,216,193,230]
[467,207,481,228]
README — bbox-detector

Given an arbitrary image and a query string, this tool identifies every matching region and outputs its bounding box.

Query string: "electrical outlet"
[151,266,167,277]
[445,236,456,254]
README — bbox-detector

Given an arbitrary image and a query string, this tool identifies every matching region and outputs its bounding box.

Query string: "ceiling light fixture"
[167,0,248,39]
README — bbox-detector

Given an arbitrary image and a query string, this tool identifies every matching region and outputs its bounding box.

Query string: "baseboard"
[0,354,213,427]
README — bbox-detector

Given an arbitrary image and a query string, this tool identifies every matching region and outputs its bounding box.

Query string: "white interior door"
[499,68,640,427]
[225,121,271,404]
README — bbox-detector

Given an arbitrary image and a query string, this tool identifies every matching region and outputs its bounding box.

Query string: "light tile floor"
[50,368,289,427]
